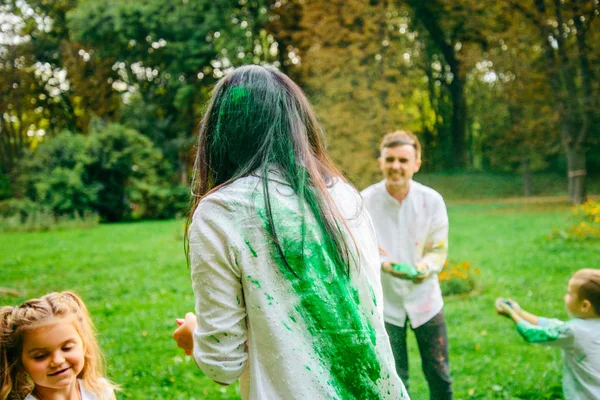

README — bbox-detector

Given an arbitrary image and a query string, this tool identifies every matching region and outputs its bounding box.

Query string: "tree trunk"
[566,149,587,204]
[449,74,468,169]
[521,156,533,196]
[179,156,188,186]
[408,0,468,169]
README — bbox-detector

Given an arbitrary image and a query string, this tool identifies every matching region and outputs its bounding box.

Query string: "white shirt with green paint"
[361,180,449,328]
[517,317,600,400]
[188,172,409,399]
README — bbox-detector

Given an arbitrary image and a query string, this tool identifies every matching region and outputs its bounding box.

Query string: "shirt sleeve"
[188,195,248,384]
[421,194,448,274]
[516,317,573,347]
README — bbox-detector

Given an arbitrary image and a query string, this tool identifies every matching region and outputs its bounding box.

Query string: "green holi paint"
[245,240,258,257]
[390,262,425,279]
[369,285,377,307]
[247,274,261,288]
[255,195,387,399]
[228,85,248,103]
[218,86,249,119]
[209,335,220,343]
[236,295,240,305]
[283,321,292,331]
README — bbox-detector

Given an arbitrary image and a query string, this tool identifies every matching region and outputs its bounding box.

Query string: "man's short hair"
[573,269,600,316]
[380,130,421,160]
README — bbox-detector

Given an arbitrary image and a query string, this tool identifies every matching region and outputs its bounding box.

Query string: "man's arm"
[414,194,448,282]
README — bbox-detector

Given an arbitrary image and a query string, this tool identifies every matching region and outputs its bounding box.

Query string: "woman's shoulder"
[194,176,260,216]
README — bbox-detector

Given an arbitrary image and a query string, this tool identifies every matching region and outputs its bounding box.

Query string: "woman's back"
[188,171,408,399]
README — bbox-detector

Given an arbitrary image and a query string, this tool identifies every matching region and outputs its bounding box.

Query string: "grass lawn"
[1,201,597,399]
[414,171,600,201]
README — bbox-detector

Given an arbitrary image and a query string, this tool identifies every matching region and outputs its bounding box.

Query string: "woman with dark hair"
[173,65,408,399]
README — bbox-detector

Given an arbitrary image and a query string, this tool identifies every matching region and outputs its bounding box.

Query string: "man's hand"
[382,261,413,280]
[173,312,197,355]
[411,261,430,283]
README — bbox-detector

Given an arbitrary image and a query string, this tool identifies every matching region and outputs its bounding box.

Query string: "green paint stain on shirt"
[245,240,258,257]
[210,335,220,343]
[247,275,261,288]
[283,321,292,331]
[255,193,388,399]
[369,285,377,307]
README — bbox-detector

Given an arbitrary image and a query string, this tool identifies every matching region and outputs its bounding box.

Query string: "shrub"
[548,200,600,240]
[12,125,185,222]
[439,260,480,297]
[87,123,168,221]
[130,183,190,220]
[24,132,100,216]
[0,198,99,232]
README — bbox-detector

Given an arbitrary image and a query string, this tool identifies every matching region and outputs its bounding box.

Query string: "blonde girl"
[0,291,116,400]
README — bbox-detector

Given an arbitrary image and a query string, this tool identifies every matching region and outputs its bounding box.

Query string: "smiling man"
[361,131,452,400]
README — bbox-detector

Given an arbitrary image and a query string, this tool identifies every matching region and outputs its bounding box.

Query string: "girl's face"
[21,319,85,392]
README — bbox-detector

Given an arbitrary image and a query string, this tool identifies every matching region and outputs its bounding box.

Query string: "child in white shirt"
[496,268,600,400]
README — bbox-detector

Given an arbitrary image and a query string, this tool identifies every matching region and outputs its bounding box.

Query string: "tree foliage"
[2,0,599,209]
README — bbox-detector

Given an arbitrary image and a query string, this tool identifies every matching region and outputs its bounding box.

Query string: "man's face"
[378,144,421,190]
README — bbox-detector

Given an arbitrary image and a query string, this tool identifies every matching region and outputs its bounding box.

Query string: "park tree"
[398,0,497,170]
[69,0,286,185]
[0,0,120,192]
[293,0,436,187]
[466,9,563,196]
[499,0,599,203]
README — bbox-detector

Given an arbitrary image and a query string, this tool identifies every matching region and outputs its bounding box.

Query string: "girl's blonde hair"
[0,291,116,400]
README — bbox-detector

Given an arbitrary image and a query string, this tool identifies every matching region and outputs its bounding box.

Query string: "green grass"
[414,171,600,201]
[1,202,597,399]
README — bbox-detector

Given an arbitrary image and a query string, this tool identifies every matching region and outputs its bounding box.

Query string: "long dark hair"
[187,65,356,277]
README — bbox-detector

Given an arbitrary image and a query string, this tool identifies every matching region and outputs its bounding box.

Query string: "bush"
[0,198,48,219]
[130,183,190,220]
[87,123,169,221]
[13,124,185,223]
[24,132,100,216]
[439,260,480,297]
[548,200,600,240]
[0,198,99,232]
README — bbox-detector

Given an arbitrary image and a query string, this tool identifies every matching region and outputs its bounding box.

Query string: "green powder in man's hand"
[390,262,425,279]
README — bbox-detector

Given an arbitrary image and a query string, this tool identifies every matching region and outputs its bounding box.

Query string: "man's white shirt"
[361,180,449,328]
